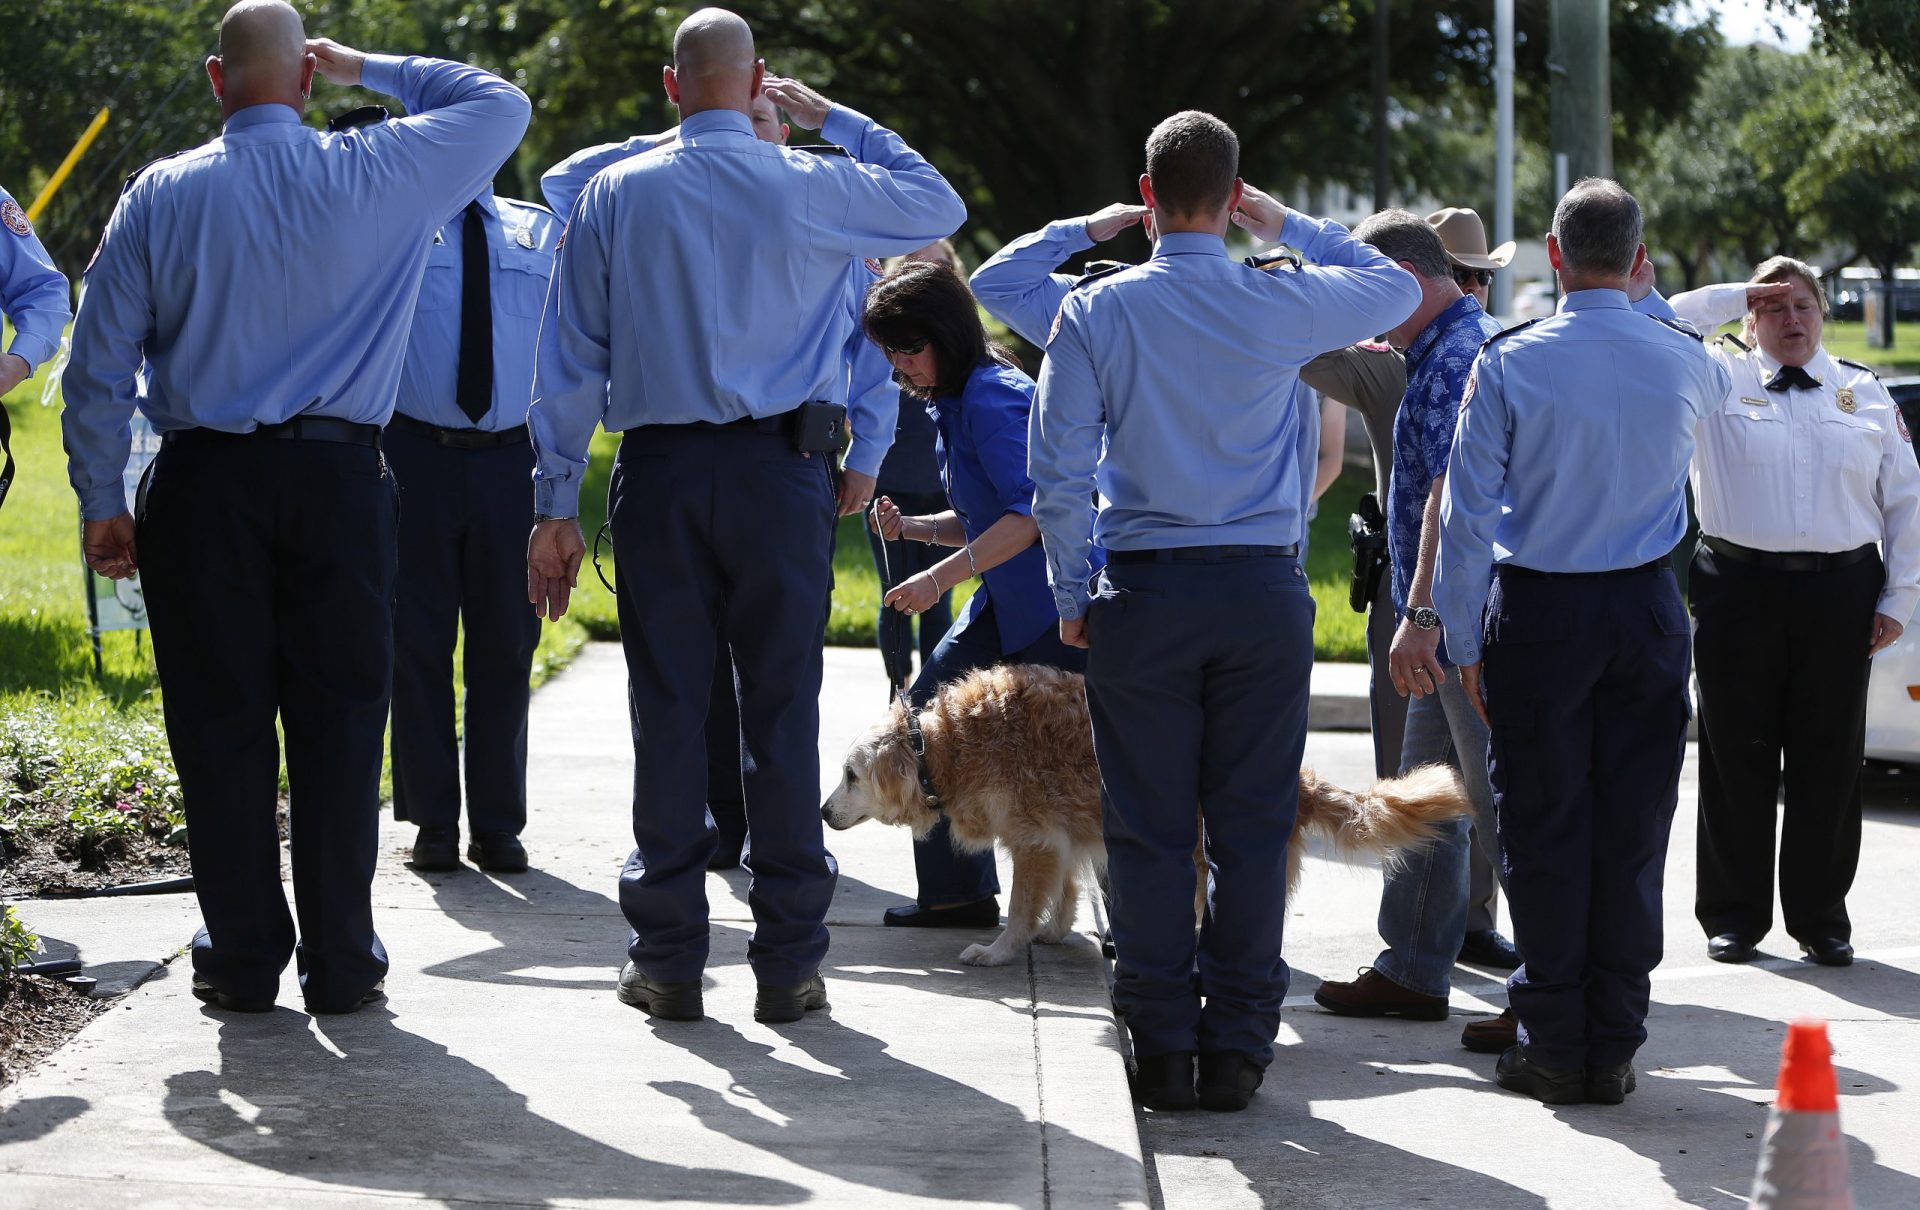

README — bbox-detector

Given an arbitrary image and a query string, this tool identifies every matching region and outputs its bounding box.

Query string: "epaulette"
[1481,317,1541,347]
[1716,332,1750,353]
[326,105,389,133]
[1244,250,1302,273]
[792,144,850,158]
[1836,357,1881,379]
[1654,316,1704,341]
[120,150,185,195]
[1069,260,1130,292]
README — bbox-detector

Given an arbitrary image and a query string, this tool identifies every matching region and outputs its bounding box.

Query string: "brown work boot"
[1461,1007,1519,1053]
[1313,968,1449,1020]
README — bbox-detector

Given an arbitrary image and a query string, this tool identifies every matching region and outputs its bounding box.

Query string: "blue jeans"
[1371,663,1500,997]
[906,597,1085,905]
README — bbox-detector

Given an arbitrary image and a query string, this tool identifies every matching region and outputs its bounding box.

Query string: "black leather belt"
[1499,559,1666,580]
[1702,535,1876,573]
[162,416,381,448]
[642,409,794,436]
[390,412,530,450]
[1109,543,1299,564]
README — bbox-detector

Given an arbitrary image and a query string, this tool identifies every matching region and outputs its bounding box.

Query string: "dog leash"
[874,496,943,808]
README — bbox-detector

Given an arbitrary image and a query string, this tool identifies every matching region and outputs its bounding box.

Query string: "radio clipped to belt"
[1347,491,1389,614]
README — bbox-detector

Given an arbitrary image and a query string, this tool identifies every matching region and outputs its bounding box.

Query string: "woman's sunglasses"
[882,337,929,358]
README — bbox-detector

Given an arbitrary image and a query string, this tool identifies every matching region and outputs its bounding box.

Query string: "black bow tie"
[1766,364,1820,393]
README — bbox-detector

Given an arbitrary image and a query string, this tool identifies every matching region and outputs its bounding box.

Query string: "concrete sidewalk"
[0,644,1144,1208]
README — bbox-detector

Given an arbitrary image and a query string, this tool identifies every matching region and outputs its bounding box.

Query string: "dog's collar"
[904,707,943,812]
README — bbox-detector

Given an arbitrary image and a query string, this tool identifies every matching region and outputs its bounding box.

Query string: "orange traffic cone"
[1749,1019,1854,1209]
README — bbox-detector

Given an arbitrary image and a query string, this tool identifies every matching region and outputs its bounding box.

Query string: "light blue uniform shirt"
[1029,216,1421,619]
[1433,288,1732,665]
[62,55,529,520]
[527,105,963,516]
[0,185,71,373]
[397,195,560,432]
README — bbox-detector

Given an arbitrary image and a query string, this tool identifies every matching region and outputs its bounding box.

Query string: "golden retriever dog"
[821,663,1474,967]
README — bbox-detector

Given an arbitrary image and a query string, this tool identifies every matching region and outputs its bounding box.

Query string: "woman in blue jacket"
[864,259,1089,928]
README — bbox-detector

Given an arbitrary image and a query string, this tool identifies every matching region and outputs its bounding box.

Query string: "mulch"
[0,975,108,1088]
[0,821,192,900]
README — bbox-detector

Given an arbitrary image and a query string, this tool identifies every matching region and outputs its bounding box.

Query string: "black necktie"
[454,200,494,425]
[1765,364,1819,393]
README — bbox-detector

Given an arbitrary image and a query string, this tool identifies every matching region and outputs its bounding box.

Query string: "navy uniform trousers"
[609,423,839,987]
[137,429,395,1012]
[385,420,541,836]
[1691,541,1882,945]
[1481,563,1691,1070]
[1085,550,1313,1066]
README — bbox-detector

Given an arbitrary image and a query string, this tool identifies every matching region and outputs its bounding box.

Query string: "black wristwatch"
[1405,606,1441,631]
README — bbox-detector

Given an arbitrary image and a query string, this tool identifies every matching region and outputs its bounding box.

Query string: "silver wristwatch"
[1406,606,1441,631]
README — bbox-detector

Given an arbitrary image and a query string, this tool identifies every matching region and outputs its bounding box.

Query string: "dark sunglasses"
[882,337,929,358]
[1454,267,1495,289]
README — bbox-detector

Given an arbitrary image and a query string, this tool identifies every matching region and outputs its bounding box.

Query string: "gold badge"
[1837,387,1857,414]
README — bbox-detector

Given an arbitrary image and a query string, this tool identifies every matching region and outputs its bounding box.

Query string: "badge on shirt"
[1740,396,1770,407]
[1837,387,1857,414]
[1,199,32,238]
[516,226,536,249]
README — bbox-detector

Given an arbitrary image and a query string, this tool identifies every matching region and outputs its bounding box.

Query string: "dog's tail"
[1296,763,1474,868]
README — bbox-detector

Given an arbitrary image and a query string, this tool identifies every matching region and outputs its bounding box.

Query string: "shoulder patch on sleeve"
[1716,332,1750,353]
[326,105,390,133]
[1654,316,1704,341]
[1,198,31,238]
[1836,357,1882,379]
[863,257,884,277]
[1460,364,1478,409]
[1898,408,1911,444]
[1481,317,1540,348]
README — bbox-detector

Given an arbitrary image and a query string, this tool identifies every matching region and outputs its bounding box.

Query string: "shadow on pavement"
[159,1006,808,1205]
[414,864,625,990]
[0,1096,91,1146]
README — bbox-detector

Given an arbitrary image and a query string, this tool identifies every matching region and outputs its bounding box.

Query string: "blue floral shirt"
[1388,294,1503,644]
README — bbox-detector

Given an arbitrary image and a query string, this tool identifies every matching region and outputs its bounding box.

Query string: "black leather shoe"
[754,973,828,1023]
[307,981,387,1015]
[881,898,999,928]
[467,832,528,873]
[191,978,275,1014]
[1707,933,1759,963]
[1493,1046,1585,1106]
[617,961,704,1020]
[1196,1052,1264,1112]
[1458,929,1522,970]
[1585,1061,1636,1105]
[1800,937,1854,967]
[1130,1051,1197,1111]
[409,825,461,871]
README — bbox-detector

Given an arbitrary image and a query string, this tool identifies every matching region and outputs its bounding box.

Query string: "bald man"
[540,93,900,874]
[65,0,529,1015]
[527,7,962,1024]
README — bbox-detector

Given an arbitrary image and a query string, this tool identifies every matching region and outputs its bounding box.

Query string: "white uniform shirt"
[1672,283,1920,625]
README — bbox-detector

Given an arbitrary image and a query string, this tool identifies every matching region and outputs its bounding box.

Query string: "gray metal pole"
[1550,0,1612,186]
[1494,0,1515,318]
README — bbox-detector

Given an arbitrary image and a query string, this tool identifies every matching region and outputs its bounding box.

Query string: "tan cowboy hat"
[1426,207,1515,272]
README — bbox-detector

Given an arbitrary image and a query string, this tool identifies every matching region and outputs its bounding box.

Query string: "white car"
[1864,377,1920,765]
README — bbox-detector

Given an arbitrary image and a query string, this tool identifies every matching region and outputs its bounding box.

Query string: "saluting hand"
[527,518,586,621]
[83,514,139,581]
[1085,203,1150,243]
[1746,281,1794,312]
[761,75,831,129]
[1627,255,1657,303]
[306,38,367,86]
[1229,183,1289,245]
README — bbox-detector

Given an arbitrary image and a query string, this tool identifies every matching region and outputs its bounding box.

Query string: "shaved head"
[211,1,311,115]
[673,8,755,80]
